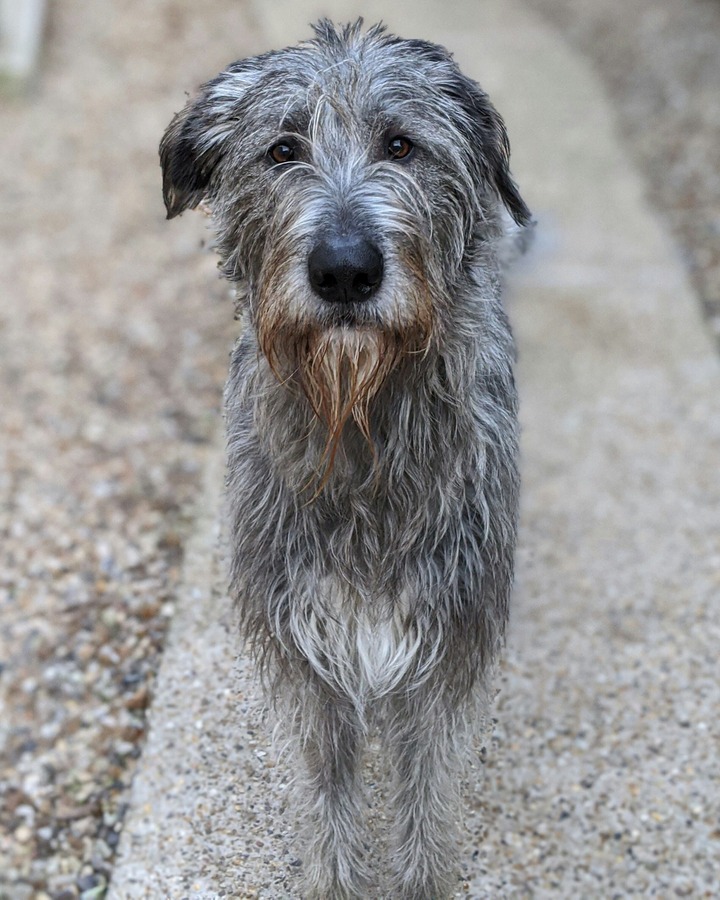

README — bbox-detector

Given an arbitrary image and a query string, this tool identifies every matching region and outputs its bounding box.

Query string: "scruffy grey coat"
[160,20,529,900]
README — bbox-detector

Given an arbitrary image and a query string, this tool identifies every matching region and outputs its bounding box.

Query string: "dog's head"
[161,20,529,467]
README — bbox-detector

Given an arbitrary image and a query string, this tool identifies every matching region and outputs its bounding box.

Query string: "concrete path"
[110,0,720,897]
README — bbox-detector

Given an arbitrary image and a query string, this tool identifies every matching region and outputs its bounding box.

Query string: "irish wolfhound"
[160,19,530,899]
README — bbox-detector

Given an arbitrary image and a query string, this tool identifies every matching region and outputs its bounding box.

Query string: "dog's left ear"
[160,62,259,219]
[451,73,531,227]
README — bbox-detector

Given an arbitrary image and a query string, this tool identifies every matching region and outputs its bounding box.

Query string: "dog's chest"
[295,576,420,697]
[352,601,419,696]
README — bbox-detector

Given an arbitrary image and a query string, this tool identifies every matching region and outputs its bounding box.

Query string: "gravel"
[0,1,259,895]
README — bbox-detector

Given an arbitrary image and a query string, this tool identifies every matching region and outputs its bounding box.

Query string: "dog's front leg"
[294,687,370,900]
[386,689,464,900]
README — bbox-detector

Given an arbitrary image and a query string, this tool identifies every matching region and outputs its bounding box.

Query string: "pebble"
[14,825,33,844]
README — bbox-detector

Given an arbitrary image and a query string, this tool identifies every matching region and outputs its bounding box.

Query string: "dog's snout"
[308,235,384,304]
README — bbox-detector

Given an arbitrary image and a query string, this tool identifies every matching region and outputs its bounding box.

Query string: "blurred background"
[0,0,718,896]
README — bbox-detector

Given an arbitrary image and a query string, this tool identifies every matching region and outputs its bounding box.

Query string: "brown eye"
[387,136,414,160]
[268,142,295,164]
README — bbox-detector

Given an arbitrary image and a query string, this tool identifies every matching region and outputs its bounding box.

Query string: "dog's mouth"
[319,304,382,329]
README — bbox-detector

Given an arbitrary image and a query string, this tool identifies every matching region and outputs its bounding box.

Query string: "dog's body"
[161,20,529,899]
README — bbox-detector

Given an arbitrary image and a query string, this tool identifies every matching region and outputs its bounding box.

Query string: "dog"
[160,19,530,899]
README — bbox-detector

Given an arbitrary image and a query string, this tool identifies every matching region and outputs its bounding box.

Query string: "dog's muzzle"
[308,234,384,304]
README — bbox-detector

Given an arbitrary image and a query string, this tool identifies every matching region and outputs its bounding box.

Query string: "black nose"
[308,235,384,304]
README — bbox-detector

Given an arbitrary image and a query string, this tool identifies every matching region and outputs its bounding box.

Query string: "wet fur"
[161,19,529,899]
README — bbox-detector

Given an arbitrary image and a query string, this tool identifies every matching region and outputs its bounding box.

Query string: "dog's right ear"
[159,63,259,219]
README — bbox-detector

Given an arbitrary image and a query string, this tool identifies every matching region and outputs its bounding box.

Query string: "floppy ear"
[159,62,259,219]
[396,37,531,227]
[450,73,531,227]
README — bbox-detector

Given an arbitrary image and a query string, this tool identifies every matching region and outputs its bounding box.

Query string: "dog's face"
[161,20,528,464]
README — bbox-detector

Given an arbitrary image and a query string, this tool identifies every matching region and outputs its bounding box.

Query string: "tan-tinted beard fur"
[259,322,429,491]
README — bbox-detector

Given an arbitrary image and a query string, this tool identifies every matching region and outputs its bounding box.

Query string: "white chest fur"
[287,577,423,701]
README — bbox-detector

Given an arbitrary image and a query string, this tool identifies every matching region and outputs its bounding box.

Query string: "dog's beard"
[301,327,401,447]
[259,326,406,468]
[259,322,406,481]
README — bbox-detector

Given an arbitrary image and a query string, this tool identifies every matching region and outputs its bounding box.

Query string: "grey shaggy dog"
[160,19,530,899]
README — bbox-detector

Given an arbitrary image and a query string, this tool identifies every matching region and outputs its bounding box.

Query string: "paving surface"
[107,0,720,897]
[526,0,720,341]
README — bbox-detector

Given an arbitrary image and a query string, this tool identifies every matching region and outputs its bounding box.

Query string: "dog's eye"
[268,142,295,164]
[387,136,414,160]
